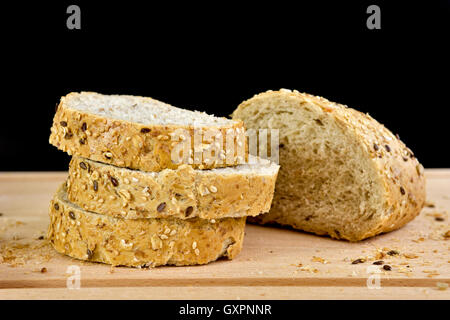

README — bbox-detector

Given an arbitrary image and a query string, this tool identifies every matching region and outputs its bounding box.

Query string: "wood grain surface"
[0,170,449,299]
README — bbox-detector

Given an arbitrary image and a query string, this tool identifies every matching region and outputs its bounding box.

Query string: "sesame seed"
[210,186,217,193]
[160,234,168,240]
[200,186,210,196]
[194,249,200,256]
[192,241,197,249]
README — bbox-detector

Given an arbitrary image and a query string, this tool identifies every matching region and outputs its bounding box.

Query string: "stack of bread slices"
[47,92,279,267]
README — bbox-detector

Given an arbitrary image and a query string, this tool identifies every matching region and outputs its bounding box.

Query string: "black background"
[0,300,446,318]
[1,1,449,171]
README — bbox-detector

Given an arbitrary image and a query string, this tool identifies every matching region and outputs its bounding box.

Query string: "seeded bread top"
[64,92,238,127]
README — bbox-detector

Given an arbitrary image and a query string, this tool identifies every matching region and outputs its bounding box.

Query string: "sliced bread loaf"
[232,89,426,241]
[47,184,245,267]
[67,156,279,219]
[50,92,246,172]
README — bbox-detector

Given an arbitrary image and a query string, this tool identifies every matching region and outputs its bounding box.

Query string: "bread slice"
[49,92,246,172]
[67,155,279,219]
[232,89,426,241]
[47,184,245,267]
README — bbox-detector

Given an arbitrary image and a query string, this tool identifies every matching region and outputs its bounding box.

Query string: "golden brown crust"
[67,156,278,219]
[234,89,426,241]
[47,184,245,267]
[49,93,247,172]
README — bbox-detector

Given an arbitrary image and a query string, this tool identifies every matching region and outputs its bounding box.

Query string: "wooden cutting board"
[0,170,449,300]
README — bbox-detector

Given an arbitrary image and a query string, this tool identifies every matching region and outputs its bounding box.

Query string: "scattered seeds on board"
[383,265,392,271]
[373,260,384,265]
[387,250,399,256]
[40,267,47,273]
[351,258,365,264]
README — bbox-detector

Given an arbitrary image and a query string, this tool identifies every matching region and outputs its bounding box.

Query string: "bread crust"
[233,89,426,241]
[49,92,247,172]
[67,156,278,219]
[47,184,245,267]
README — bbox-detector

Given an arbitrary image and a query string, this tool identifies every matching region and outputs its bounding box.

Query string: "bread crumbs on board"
[436,282,448,290]
[0,238,56,268]
[311,256,329,264]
